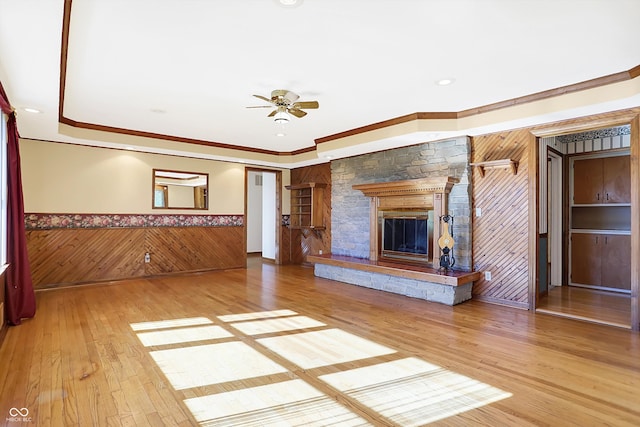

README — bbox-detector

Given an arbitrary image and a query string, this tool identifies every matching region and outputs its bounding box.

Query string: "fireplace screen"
[380,210,433,263]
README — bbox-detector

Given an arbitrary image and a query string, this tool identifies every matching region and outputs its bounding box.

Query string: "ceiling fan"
[247,89,319,123]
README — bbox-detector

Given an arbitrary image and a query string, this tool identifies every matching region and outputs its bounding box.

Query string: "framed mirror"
[152,169,208,209]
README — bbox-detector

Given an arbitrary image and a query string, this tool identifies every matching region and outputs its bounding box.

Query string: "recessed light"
[275,0,303,8]
[436,78,455,86]
[150,108,166,114]
[276,131,287,137]
[23,107,42,113]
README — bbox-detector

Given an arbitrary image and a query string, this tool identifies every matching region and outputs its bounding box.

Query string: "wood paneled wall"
[289,163,332,264]
[471,129,530,308]
[26,226,245,289]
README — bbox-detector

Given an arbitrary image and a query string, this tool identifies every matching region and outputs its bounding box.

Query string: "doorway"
[535,125,633,328]
[246,168,282,263]
[547,149,563,289]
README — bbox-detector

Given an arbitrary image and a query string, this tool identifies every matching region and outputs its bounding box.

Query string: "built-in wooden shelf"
[470,159,518,177]
[286,182,326,230]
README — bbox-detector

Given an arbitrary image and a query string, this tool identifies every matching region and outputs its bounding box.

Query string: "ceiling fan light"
[275,0,303,8]
[274,111,290,124]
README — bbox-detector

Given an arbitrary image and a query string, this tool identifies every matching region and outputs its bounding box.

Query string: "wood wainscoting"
[289,163,332,264]
[26,226,245,289]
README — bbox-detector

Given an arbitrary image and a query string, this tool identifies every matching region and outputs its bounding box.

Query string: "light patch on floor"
[150,341,287,390]
[130,317,213,331]
[319,357,512,426]
[257,329,396,369]
[184,379,372,427]
[217,309,298,322]
[136,325,233,347]
[230,315,326,336]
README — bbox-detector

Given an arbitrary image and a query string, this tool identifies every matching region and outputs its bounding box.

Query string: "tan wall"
[19,139,248,214]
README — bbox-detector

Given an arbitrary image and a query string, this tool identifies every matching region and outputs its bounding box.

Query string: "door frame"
[244,167,283,265]
[547,148,563,289]
[529,112,640,331]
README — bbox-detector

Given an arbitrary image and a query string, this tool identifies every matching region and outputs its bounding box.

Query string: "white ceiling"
[1,0,640,168]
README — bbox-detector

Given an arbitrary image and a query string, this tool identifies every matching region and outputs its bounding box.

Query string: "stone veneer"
[315,264,473,305]
[331,137,472,270]
[316,137,473,305]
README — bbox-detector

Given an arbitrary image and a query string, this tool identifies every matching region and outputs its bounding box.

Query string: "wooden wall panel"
[145,227,245,275]
[290,163,332,264]
[280,223,292,264]
[26,226,245,289]
[26,228,146,288]
[471,129,530,307]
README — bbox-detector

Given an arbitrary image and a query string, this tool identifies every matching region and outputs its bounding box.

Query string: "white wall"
[20,139,247,214]
[246,171,263,253]
[261,172,276,259]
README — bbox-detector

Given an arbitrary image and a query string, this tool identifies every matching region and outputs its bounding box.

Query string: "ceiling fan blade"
[288,108,307,118]
[246,105,274,109]
[253,94,273,103]
[267,109,278,117]
[292,101,319,109]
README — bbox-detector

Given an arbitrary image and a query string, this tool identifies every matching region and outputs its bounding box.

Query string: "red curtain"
[0,82,36,325]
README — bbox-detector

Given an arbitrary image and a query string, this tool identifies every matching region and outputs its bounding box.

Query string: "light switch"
[476,208,482,217]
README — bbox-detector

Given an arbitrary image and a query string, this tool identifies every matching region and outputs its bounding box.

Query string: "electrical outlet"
[144,252,151,263]
[475,207,482,217]
[484,271,492,281]
[319,250,323,255]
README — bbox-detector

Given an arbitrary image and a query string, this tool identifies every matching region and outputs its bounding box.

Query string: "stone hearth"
[312,174,478,306]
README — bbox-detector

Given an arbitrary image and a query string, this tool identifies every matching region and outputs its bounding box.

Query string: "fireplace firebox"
[380,210,433,264]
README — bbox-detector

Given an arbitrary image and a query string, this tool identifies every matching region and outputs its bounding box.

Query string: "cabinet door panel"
[601,234,631,290]
[573,158,603,204]
[603,156,631,203]
[570,233,600,285]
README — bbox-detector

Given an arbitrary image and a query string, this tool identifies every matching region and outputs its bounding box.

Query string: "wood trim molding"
[630,115,640,331]
[316,68,640,146]
[308,254,480,286]
[528,132,539,311]
[353,177,459,269]
[352,176,459,198]
[58,3,640,158]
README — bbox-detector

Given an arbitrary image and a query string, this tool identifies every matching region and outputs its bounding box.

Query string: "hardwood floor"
[537,285,632,328]
[1,259,639,426]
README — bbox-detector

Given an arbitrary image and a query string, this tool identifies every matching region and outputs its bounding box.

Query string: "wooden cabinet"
[570,153,631,292]
[570,233,630,291]
[573,155,630,204]
[286,182,326,229]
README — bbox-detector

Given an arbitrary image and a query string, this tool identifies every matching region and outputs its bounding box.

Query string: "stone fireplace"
[352,176,458,269]
[308,137,478,305]
[310,175,479,306]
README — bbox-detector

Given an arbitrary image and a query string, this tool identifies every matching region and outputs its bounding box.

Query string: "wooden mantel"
[353,176,459,268]
[352,176,458,197]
